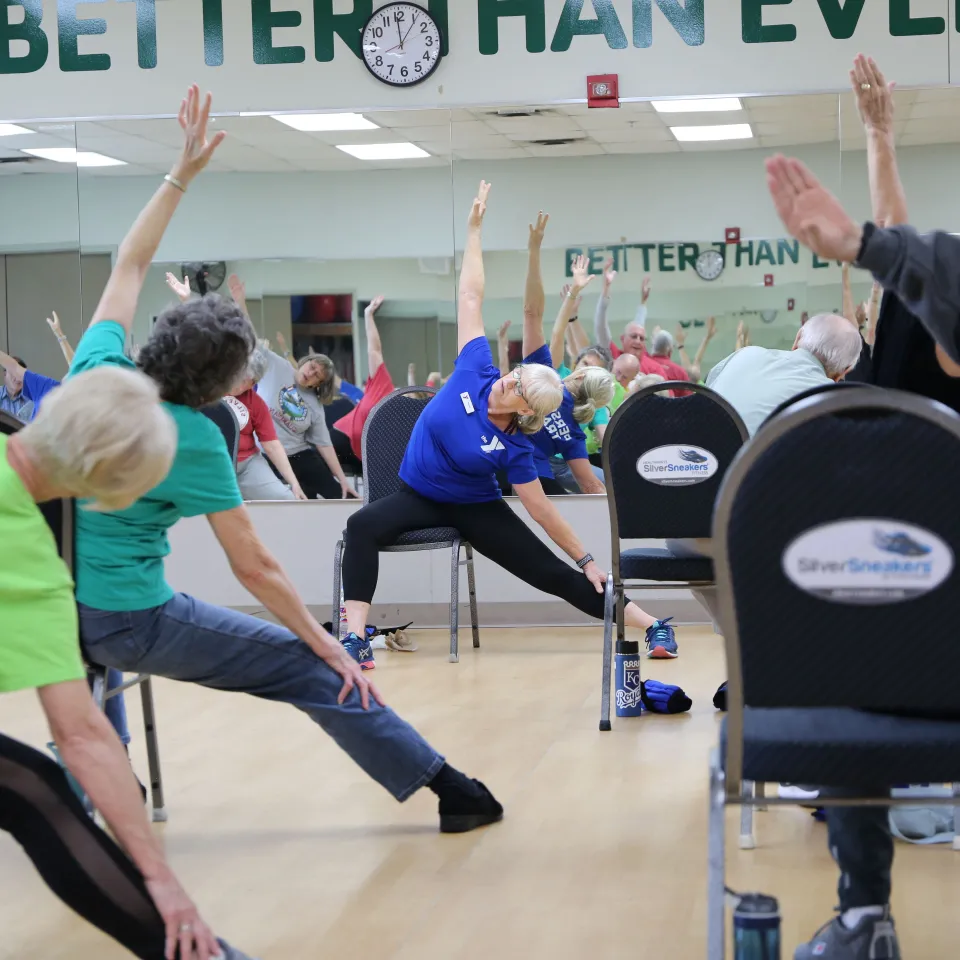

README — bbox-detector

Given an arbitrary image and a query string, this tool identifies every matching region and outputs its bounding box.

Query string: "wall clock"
[695,248,725,281]
[361,4,442,87]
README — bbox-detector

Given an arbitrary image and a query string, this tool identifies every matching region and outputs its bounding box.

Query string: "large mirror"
[0,121,82,412]
[76,108,454,500]
[451,94,842,493]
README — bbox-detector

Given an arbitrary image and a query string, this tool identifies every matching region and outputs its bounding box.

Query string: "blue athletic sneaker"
[341,631,376,671]
[645,617,678,659]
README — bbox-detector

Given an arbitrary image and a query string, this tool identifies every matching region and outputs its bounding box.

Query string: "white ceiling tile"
[364,109,451,126]
[484,116,581,138]
[452,147,530,160]
[524,142,605,158]
[601,141,681,154]
[389,126,452,143]
[588,125,674,144]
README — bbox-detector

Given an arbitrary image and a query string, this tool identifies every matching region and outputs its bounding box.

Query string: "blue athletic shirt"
[524,345,588,479]
[399,336,538,503]
[22,370,61,420]
[339,380,364,403]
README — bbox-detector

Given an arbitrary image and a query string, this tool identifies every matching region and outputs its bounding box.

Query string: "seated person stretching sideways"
[339,183,679,671]
[0,364,255,960]
[225,347,307,501]
[70,84,502,836]
[0,350,60,422]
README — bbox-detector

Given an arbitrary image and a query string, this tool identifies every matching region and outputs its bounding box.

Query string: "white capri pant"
[237,452,295,501]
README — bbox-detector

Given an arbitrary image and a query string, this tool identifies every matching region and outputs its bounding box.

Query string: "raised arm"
[851,55,908,227]
[693,315,716,369]
[407,362,416,387]
[841,262,857,326]
[521,212,549,357]
[0,348,24,380]
[93,87,224,333]
[863,281,881,347]
[588,258,616,359]
[364,295,385,376]
[45,311,75,367]
[164,272,192,304]
[675,324,694,375]
[227,274,248,317]
[457,181,491,354]
[555,284,581,368]
[497,320,511,376]
[550,256,594,368]
[274,331,296,370]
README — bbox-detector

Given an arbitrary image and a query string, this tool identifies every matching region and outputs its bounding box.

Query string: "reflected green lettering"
[478,0,545,54]
[629,243,656,272]
[889,0,944,36]
[0,0,47,73]
[587,246,605,274]
[777,238,799,264]
[59,0,109,72]
[202,0,224,66]
[117,0,157,69]
[815,0,865,39]
[735,241,754,267]
[741,0,795,43]
[551,0,628,52]
[633,0,704,49]
[812,253,832,269]
[658,243,675,272]
[677,242,699,270]
[755,240,776,266]
[252,0,305,64]
[565,247,584,276]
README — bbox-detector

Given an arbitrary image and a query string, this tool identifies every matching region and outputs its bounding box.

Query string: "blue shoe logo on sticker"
[873,530,932,558]
[678,448,708,463]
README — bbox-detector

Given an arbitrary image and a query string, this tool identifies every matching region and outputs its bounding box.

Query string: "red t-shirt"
[608,341,669,376]
[333,363,395,460]
[654,356,692,396]
[225,389,277,463]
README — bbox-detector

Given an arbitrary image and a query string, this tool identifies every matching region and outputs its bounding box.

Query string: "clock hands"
[398,11,419,50]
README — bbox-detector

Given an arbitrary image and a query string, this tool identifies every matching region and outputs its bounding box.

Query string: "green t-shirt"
[68,322,243,611]
[0,436,84,693]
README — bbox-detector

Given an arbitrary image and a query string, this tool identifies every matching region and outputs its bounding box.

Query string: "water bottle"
[733,893,780,960]
[614,639,644,718]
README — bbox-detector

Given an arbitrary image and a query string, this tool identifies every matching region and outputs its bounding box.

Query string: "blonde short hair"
[629,373,668,395]
[515,363,563,435]
[22,366,177,511]
[565,366,615,424]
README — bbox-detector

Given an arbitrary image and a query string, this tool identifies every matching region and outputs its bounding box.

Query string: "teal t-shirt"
[69,322,243,611]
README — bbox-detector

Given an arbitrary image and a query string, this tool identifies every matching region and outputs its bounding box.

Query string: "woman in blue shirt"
[340,187,678,667]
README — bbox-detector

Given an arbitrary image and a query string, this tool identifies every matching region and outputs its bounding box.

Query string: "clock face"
[695,249,725,281]
[361,4,442,87]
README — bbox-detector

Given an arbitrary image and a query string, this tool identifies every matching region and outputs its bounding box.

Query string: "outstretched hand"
[45,310,62,335]
[498,319,512,341]
[171,84,226,188]
[468,180,491,228]
[569,254,595,296]
[366,294,385,315]
[165,272,191,303]
[641,276,651,304]
[528,211,549,249]
[851,54,895,135]
[227,273,246,309]
[706,315,716,339]
[674,323,686,348]
[602,257,617,294]
[765,154,863,263]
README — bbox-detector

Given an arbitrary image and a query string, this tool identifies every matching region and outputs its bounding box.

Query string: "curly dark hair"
[137,294,256,408]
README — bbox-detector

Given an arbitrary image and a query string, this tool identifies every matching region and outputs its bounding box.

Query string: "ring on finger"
[860,83,871,90]
[179,923,193,933]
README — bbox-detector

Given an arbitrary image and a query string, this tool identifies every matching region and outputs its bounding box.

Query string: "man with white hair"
[649,329,692,396]
[706,313,863,435]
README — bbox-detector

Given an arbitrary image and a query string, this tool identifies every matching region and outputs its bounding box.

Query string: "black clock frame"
[695,248,725,282]
[360,3,443,89]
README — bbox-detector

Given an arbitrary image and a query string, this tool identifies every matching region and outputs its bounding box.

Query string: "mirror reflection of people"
[1,365,257,960]
[340,183,680,670]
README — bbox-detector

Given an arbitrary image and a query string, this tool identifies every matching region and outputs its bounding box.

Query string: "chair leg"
[139,678,167,823]
[953,783,960,851]
[707,750,726,960]
[599,574,614,731]
[755,780,767,812]
[739,781,756,850]
[332,539,344,641]
[90,666,107,711]
[465,544,480,649]
[449,541,461,663]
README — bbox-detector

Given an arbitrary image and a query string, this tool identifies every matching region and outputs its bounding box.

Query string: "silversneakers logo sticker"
[637,445,718,486]
[782,518,954,605]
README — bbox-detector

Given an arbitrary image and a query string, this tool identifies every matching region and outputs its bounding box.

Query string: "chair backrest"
[0,411,74,573]
[714,389,960,746]
[758,380,873,432]
[361,386,436,505]
[201,399,240,467]
[602,381,748,551]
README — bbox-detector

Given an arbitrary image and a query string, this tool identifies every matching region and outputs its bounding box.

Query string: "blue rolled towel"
[640,679,693,715]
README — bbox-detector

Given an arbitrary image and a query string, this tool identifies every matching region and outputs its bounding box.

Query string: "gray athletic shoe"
[794,910,900,960]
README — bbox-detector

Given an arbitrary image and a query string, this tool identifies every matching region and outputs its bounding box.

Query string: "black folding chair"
[201,398,240,467]
[707,388,960,959]
[599,382,748,730]
[0,412,167,821]
[331,387,479,662]
[757,379,874,433]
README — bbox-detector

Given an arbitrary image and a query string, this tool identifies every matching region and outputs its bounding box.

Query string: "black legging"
[281,448,341,499]
[0,731,172,958]
[343,484,606,618]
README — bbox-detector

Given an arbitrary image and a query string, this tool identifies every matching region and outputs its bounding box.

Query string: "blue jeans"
[104,669,130,746]
[77,593,444,801]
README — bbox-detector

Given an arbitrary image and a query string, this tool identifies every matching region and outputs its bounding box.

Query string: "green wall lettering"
[551,0,628,52]
[565,247,584,276]
[629,242,656,271]
[0,0,47,73]
[202,0,224,66]
[633,0,704,49]
[889,0,944,36]
[117,0,157,69]
[252,0,305,64]
[58,0,109,72]
[608,244,624,272]
[815,0,866,39]
[755,239,776,265]
[734,240,754,267]
[657,243,675,271]
[478,0,545,54]
[812,253,832,268]
[741,0,795,43]
[777,238,799,264]
[586,246,605,273]
[314,0,371,60]
[677,242,699,270]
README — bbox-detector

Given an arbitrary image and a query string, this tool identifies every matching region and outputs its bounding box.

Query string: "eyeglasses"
[512,367,526,401]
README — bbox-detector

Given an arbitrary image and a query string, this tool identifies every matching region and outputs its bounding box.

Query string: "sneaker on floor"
[778,783,821,802]
[439,779,504,834]
[795,910,900,960]
[645,617,678,659]
[340,631,375,671]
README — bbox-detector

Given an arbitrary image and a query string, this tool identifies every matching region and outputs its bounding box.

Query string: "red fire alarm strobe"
[787,298,795,311]
[764,274,774,287]
[587,75,619,108]
[725,227,740,244]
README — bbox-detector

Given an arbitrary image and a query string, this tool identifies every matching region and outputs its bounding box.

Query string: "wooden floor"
[1,626,957,959]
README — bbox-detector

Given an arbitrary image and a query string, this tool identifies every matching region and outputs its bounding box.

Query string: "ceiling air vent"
[0,155,42,165]
[525,138,587,147]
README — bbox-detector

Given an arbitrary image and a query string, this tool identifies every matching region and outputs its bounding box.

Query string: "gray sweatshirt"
[256,350,332,456]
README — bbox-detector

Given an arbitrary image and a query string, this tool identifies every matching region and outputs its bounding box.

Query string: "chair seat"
[385,527,461,549]
[723,707,960,788]
[620,547,713,583]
